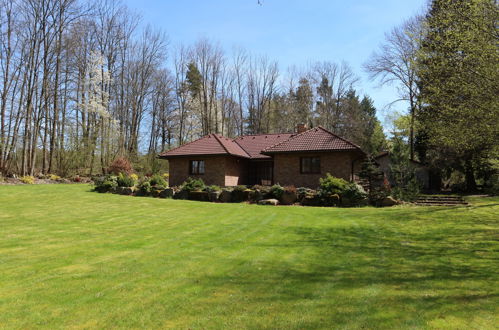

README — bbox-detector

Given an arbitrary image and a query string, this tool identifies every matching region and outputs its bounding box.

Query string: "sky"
[122,0,426,126]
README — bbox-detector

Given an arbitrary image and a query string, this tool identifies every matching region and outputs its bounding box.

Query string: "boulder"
[117,186,135,195]
[173,190,189,200]
[208,191,221,202]
[159,188,174,198]
[219,190,232,203]
[250,189,264,202]
[280,190,298,205]
[232,189,253,203]
[301,194,322,207]
[258,198,279,206]
[380,196,400,207]
[189,191,209,202]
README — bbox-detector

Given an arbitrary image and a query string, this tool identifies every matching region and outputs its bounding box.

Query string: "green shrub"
[342,182,368,206]
[269,184,284,199]
[149,174,168,188]
[20,176,35,184]
[117,173,136,187]
[205,185,221,192]
[319,173,348,195]
[93,175,118,193]
[180,177,205,192]
[233,185,247,192]
[138,181,152,195]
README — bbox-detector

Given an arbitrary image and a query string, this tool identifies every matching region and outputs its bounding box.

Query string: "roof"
[159,127,362,159]
[234,133,294,159]
[262,126,361,154]
[159,134,250,159]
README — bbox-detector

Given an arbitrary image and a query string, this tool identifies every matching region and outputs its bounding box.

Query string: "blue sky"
[122,0,426,125]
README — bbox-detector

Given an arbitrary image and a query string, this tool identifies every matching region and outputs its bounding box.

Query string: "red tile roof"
[234,133,294,159]
[159,134,249,158]
[262,126,361,154]
[159,127,362,159]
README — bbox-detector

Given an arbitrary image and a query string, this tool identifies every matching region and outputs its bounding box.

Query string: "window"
[300,157,321,174]
[190,160,205,175]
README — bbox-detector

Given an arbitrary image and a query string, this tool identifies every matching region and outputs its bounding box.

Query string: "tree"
[416,0,499,191]
[364,15,423,160]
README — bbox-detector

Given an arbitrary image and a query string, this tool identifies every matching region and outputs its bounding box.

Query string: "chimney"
[296,123,308,134]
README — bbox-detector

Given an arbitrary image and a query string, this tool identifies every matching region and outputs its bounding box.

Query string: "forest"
[0,0,497,192]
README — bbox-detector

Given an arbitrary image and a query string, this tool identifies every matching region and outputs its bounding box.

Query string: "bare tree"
[364,15,423,160]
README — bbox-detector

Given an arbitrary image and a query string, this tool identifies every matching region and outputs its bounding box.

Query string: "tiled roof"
[234,133,294,159]
[159,127,362,159]
[262,126,360,154]
[159,134,250,158]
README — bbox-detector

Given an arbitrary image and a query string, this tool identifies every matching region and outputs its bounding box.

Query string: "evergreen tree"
[416,0,499,190]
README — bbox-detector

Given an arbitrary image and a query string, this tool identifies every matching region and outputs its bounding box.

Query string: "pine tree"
[416,0,499,190]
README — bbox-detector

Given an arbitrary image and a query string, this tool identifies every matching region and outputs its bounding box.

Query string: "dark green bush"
[117,173,136,187]
[138,181,152,196]
[180,177,206,192]
[93,175,118,193]
[341,182,368,206]
[149,174,168,188]
[269,184,284,199]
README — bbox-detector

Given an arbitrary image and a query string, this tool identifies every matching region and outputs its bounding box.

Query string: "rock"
[258,198,279,206]
[301,194,321,207]
[380,196,399,207]
[231,189,253,202]
[250,190,264,202]
[189,191,209,202]
[219,190,232,203]
[280,190,297,205]
[173,190,189,200]
[159,188,174,198]
[151,189,164,198]
[208,191,221,202]
[117,186,134,195]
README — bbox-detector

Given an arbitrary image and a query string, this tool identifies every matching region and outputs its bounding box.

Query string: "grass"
[0,184,498,329]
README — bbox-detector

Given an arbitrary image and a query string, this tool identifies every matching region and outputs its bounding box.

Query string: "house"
[159,125,366,188]
[374,151,431,190]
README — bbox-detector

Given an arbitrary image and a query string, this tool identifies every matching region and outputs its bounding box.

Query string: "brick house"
[159,125,366,188]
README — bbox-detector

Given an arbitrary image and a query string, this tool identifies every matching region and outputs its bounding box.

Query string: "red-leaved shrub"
[108,157,133,175]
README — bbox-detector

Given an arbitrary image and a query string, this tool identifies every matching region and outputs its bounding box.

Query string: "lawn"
[0,184,498,329]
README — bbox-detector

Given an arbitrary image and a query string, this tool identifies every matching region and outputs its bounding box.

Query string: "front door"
[248,161,273,186]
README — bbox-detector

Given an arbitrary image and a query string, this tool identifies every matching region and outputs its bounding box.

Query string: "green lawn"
[0,185,498,329]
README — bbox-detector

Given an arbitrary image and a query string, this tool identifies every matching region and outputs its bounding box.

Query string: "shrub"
[138,181,152,195]
[233,185,247,192]
[49,174,61,181]
[130,173,139,182]
[205,185,222,192]
[93,175,117,193]
[342,182,368,206]
[108,157,133,175]
[180,177,205,192]
[149,174,167,188]
[269,184,284,199]
[20,176,35,184]
[117,173,136,188]
[319,173,348,195]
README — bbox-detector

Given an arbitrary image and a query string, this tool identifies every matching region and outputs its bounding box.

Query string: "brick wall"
[273,151,364,188]
[167,156,246,187]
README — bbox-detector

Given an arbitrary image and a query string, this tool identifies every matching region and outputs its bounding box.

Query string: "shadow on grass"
[191,223,499,328]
